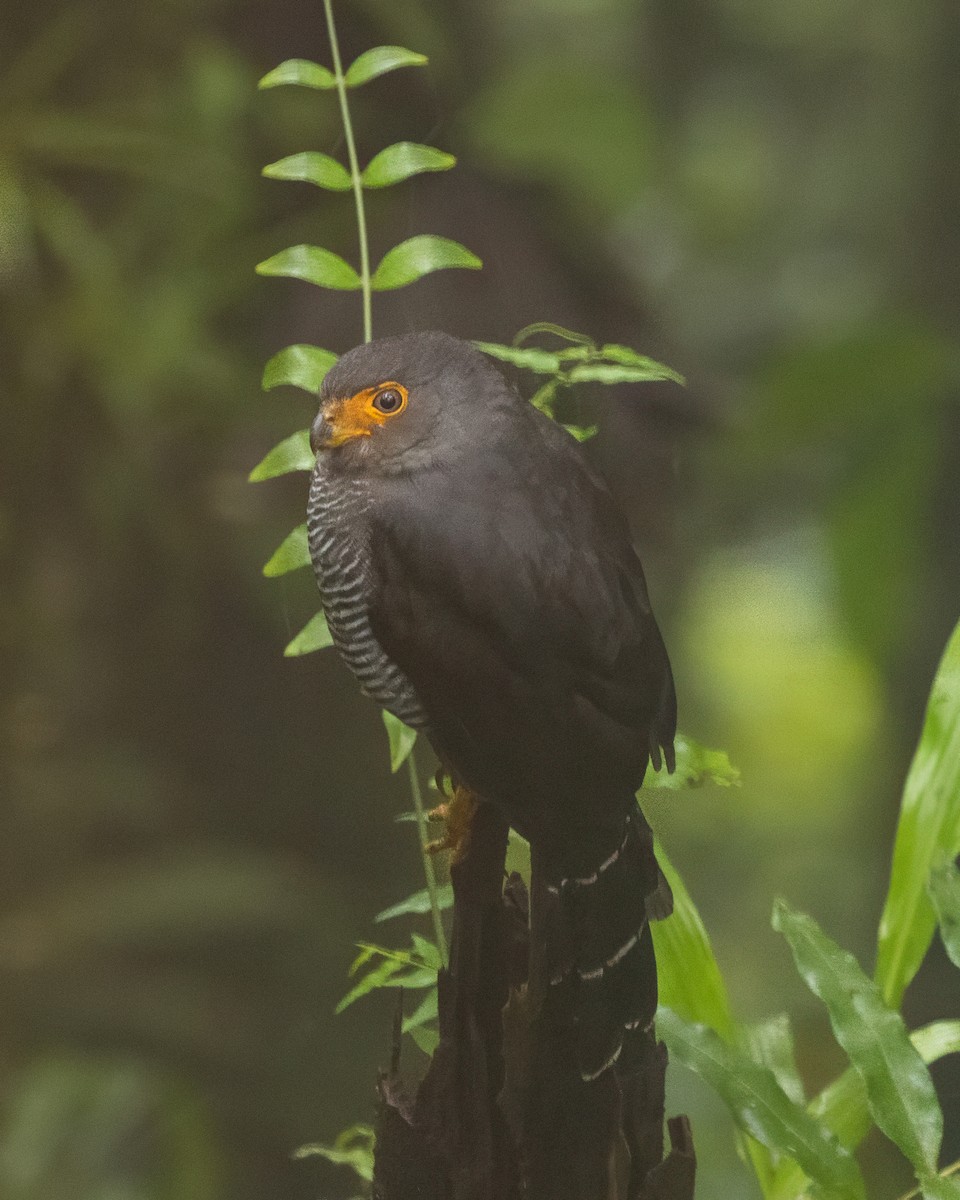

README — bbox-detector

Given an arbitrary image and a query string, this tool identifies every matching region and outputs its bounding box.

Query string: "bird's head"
[311,331,514,474]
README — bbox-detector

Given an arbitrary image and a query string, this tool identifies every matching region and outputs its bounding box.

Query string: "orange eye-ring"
[371,383,407,416]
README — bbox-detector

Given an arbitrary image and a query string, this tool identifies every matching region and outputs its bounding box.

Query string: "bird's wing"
[366,420,675,806]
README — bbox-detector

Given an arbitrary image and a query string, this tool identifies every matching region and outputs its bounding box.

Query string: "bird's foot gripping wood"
[425,782,480,865]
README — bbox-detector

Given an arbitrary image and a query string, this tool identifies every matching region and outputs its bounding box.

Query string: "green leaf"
[562,423,598,442]
[382,710,418,772]
[600,343,686,376]
[262,344,337,394]
[344,45,428,87]
[566,362,685,386]
[248,429,314,482]
[642,732,741,791]
[473,341,562,374]
[410,934,443,971]
[876,619,960,1007]
[262,151,351,191]
[375,884,453,924]
[513,322,596,348]
[409,1025,440,1056]
[336,943,436,1013]
[770,1021,960,1200]
[657,1008,865,1200]
[651,842,737,1042]
[928,858,960,970]
[283,611,333,657]
[263,525,310,577]
[294,1124,375,1182]
[256,244,361,290]
[361,142,456,188]
[258,59,336,90]
[371,235,481,291]
[746,1014,805,1108]
[773,898,943,1178]
[402,987,438,1033]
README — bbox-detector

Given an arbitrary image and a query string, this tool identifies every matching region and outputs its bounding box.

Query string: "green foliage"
[643,732,741,791]
[774,900,946,1187]
[381,711,418,773]
[248,430,313,481]
[262,345,338,394]
[928,859,960,970]
[294,1123,375,1189]
[369,235,481,291]
[658,1009,866,1200]
[875,617,960,1007]
[283,611,333,657]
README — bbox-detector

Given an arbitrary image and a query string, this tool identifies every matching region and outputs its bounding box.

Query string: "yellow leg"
[425,783,480,864]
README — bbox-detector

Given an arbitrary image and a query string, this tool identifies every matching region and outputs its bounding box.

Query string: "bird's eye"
[372,385,406,415]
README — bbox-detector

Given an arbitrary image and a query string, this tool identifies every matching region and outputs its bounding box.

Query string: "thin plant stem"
[322,0,372,343]
[407,746,449,967]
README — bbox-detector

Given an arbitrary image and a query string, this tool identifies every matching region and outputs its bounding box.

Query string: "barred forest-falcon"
[307,331,676,1081]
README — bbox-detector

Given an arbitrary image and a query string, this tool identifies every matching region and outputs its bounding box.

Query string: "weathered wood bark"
[372,798,695,1200]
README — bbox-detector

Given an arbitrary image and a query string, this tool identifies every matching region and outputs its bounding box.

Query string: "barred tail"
[543,806,671,1081]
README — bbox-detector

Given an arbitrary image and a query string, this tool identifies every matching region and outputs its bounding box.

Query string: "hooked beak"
[310,406,334,453]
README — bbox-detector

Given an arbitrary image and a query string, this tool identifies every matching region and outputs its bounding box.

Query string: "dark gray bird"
[307,330,676,1080]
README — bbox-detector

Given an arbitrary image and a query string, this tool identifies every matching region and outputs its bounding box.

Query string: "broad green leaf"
[771,1021,960,1200]
[262,151,351,191]
[256,244,361,290]
[283,611,333,657]
[344,45,427,87]
[876,619,960,1007]
[928,858,960,970]
[566,361,685,386]
[746,1014,805,1108]
[513,322,595,348]
[643,733,741,791]
[294,1124,375,1182]
[657,1008,865,1200]
[382,710,417,772]
[651,841,736,1041]
[262,344,337,394]
[361,142,455,188]
[774,898,942,1178]
[248,429,313,482]
[258,59,336,90]
[375,884,453,924]
[402,987,438,1033]
[473,341,562,374]
[371,235,481,291]
[263,524,310,577]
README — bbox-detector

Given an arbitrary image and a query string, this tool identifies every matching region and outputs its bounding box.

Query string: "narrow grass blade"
[774,899,943,1179]
[651,841,736,1041]
[248,430,313,481]
[283,611,333,657]
[344,46,427,87]
[256,244,361,290]
[262,152,351,191]
[657,1008,865,1200]
[361,142,455,188]
[747,1014,805,1107]
[876,619,960,1007]
[258,59,336,90]
[263,525,310,577]
[928,858,960,970]
[262,344,337,394]
[370,235,481,290]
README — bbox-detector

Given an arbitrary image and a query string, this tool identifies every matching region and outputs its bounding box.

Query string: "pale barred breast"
[306,462,428,729]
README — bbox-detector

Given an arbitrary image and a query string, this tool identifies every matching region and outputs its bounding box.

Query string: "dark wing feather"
[366,407,675,831]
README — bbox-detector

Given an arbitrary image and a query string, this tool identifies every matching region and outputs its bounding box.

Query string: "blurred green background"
[1,0,958,1196]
